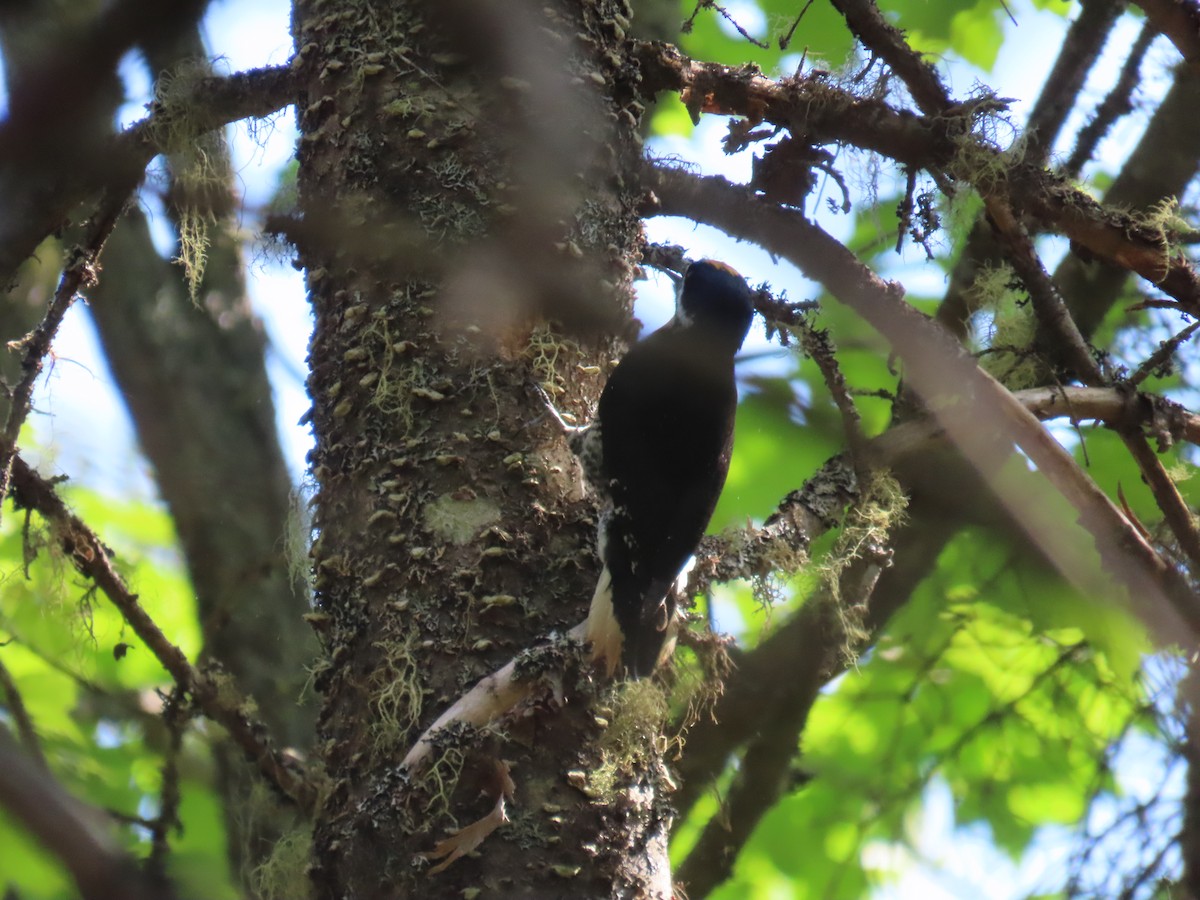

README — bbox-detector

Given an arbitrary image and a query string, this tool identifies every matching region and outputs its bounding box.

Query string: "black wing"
[597,324,738,675]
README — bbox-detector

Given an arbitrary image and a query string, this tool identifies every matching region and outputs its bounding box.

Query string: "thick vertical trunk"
[293,0,669,896]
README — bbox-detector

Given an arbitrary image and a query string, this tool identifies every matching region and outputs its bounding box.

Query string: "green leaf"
[948,2,1005,70]
[882,0,1006,71]
[678,0,855,72]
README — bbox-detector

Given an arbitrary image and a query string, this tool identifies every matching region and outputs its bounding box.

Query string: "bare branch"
[828,0,952,115]
[1130,0,1200,66]
[1065,20,1156,178]
[0,184,131,521]
[1130,319,1200,386]
[793,318,871,484]
[148,690,188,880]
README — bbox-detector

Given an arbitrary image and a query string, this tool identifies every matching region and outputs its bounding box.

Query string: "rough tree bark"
[291,0,673,896]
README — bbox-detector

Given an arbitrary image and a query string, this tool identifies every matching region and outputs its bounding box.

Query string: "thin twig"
[778,0,816,51]
[683,0,769,48]
[148,689,188,880]
[1129,319,1200,386]
[793,318,871,485]
[0,187,131,524]
[895,166,917,253]
[980,192,1190,588]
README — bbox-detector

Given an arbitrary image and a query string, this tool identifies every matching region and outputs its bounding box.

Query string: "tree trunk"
[292,0,671,895]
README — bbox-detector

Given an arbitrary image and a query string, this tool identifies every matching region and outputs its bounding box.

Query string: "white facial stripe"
[673,271,695,326]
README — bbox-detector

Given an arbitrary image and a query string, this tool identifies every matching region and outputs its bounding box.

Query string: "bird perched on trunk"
[551,259,755,677]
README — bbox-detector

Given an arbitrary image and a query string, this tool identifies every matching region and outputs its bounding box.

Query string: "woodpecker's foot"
[530,382,586,435]
[530,381,595,441]
[587,626,623,679]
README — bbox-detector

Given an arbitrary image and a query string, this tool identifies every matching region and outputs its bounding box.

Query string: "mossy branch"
[633,42,1200,315]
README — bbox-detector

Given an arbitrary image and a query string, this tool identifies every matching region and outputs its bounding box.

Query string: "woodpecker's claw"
[530,382,585,435]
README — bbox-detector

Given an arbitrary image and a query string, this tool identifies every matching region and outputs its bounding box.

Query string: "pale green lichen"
[422,493,501,545]
[816,470,908,662]
[588,680,670,799]
[971,263,1041,390]
[251,826,313,900]
[369,631,424,757]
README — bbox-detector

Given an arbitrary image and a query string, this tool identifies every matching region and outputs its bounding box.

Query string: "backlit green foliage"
[0,486,234,899]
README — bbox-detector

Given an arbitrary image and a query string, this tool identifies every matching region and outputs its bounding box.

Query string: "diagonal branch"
[828,0,952,115]
[0,183,133,523]
[6,455,318,813]
[1130,0,1200,66]
[0,63,294,289]
[651,165,1200,648]
[1064,19,1156,179]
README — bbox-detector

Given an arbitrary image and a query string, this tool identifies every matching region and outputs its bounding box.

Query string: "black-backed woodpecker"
[569,259,755,677]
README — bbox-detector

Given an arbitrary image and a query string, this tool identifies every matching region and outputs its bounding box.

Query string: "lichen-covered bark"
[292,0,668,895]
